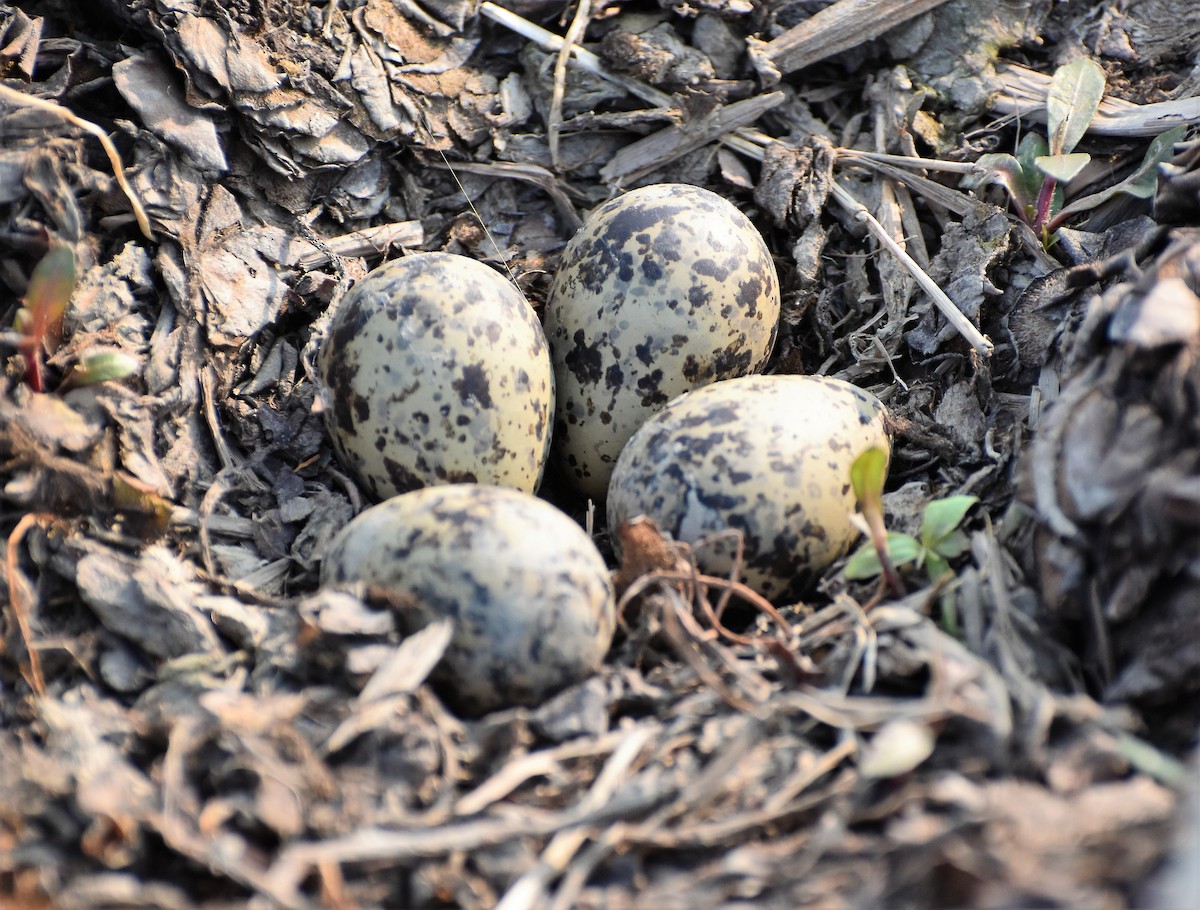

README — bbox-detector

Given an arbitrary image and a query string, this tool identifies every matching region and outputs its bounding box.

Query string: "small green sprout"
[845,493,978,584]
[7,246,140,393]
[13,244,75,392]
[845,489,978,629]
[58,349,141,392]
[969,57,1184,247]
[848,446,906,598]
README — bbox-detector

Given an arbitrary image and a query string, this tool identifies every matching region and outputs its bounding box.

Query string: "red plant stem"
[868,513,907,598]
[1034,175,1058,238]
[20,345,44,393]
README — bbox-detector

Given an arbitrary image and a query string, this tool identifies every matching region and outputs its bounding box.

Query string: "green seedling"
[849,446,906,598]
[7,246,139,392]
[970,58,1182,246]
[12,245,75,392]
[845,493,978,584]
[57,349,141,393]
[845,480,978,630]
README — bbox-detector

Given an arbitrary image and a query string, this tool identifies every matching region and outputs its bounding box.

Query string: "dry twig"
[747,0,954,79]
[495,724,656,910]
[0,83,153,239]
[5,512,54,696]
[549,0,593,170]
[830,181,995,356]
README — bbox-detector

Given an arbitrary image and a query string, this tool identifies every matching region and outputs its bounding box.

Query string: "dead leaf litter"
[2,0,1199,907]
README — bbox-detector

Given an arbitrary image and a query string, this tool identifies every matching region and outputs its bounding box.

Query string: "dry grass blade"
[494,725,656,910]
[748,0,954,77]
[601,93,785,184]
[0,83,153,239]
[830,181,994,356]
[480,2,672,108]
[837,149,984,176]
[455,723,664,817]
[426,159,583,233]
[545,718,770,906]
[763,737,858,814]
[479,1,766,161]
[619,723,847,850]
[158,718,318,910]
[295,221,425,269]
[5,512,54,696]
[265,785,667,901]
[656,587,763,713]
[616,522,793,647]
[549,0,593,169]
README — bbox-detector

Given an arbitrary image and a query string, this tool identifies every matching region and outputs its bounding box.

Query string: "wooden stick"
[748,0,953,77]
[830,181,994,356]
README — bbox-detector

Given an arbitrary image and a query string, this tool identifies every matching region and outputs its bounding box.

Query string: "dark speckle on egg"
[565,330,604,385]
[453,363,493,409]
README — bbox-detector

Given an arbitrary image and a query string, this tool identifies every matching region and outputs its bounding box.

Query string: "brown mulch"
[2,1,1200,908]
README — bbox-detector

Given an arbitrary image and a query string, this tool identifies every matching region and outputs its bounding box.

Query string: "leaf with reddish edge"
[18,245,76,391]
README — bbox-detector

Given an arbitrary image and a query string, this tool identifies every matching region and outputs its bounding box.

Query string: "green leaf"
[971,150,1042,213]
[1046,58,1106,156]
[67,350,141,387]
[1015,134,1052,203]
[938,589,959,637]
[1114,732,1191,789]
[112,471,174,532]
[1035,152,1091,182]
[850,447,889,508]
[924,551,951,584]
[1016,132,1049,165]
[23,245,76,344]
[932,528,972,560]
[1052,124,1187,225]
[13,308,33,336]
[1123,124,1187,198]
[844,533,921,580]
[968,152,1022,191]
[886,534,922,565]
[922,495,978,546]
[843,543,883,580]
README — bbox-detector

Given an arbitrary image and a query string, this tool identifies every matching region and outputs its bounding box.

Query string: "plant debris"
[2,1,1199,907]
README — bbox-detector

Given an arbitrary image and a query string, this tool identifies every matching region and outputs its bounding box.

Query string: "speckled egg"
[607,375,891,600]
[321,484,616,714]
[316,253,554,500]
[544,183,781,500]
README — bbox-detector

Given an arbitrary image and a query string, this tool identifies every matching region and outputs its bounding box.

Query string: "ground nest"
[2,1,1200,908]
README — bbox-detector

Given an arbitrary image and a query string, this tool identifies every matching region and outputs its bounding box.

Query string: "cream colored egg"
[607,375,891,600]
[316,253,554,500]
[321,484,616,714]
[544,184,780,500]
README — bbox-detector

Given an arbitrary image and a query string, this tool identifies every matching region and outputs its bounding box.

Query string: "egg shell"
[544,183,781,500]
[607,375,890,600]
[321,484,616,714]
[316,253,554,500]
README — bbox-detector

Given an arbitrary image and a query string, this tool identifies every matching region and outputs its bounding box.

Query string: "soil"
[2,1,1199,908]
